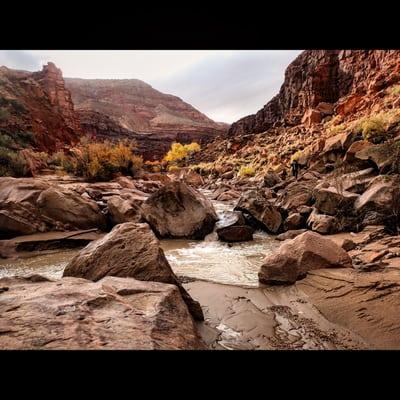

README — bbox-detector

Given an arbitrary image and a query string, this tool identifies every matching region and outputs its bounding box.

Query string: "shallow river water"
[0,193,279,287]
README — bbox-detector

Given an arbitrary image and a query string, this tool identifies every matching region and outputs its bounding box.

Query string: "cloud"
[0,50,302,124]
[0,50,42,71]
[152,50,302,123]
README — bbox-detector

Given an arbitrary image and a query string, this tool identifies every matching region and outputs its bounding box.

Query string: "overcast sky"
[0,50,302,123]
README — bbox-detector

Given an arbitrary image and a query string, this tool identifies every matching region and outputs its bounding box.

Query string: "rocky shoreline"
[2,50,400,350]
[1,168,400,349]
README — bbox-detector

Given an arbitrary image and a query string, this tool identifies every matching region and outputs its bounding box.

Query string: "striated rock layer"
[0,275,205,350]
[229,50,400,136]
[0,62,81,151]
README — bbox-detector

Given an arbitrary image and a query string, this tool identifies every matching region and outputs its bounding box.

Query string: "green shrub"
[238,165,255,177]
[9,99,26,114]
[0,133,13,148]
[0,147,29,177]
[390,85,400,96]
[14,131,35,147]
[291,150,303,162]
[0,108,10,121]
[55,140,143,181]
[359,116,386,143]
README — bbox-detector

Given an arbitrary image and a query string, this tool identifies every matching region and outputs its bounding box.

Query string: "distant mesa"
[0,62,229,159]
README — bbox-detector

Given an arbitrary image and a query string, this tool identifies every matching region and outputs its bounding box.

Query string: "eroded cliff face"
[66,78,229,159]
[0,62,82,151]
[229,50,400,136]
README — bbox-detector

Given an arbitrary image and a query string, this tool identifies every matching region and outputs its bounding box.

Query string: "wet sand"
[184,278,368,350]
[297,268,400,349]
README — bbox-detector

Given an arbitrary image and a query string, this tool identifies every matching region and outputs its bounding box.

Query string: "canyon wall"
[66,78,229,159]
[229,50,400,136]
[0,62,82,151]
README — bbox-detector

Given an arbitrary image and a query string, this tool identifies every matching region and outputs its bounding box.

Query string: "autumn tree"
[163,142,201,167]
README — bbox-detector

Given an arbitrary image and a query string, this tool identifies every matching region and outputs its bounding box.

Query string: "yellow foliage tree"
[163,142,201,165]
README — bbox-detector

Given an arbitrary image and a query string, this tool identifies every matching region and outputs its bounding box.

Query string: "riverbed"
[0,194,370,349]
[0,196,279,287]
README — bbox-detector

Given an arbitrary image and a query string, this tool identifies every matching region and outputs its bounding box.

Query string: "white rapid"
[0,191,279,287]
[160,191,279,287]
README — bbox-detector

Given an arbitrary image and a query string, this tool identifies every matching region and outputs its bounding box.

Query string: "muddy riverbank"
[2,190,400,349]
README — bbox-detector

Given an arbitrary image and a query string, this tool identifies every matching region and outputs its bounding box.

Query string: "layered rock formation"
[0,63,228,159]
[0,275,205,349]
[229,50,400,136]
[65,78,229,159]
[0,177,107,238]
[0,63,81,151]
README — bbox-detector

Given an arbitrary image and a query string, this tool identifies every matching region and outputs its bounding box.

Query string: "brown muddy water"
[0,196,279,286]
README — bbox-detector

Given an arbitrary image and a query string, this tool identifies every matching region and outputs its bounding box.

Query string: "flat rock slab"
[0,230,104,259]
[0,275,205,350]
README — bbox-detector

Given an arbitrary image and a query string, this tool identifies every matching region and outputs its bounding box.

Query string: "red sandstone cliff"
[229,50,400,136]
[0,62,81,151]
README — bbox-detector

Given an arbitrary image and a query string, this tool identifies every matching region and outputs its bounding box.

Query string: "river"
[0,194,279,287]
[0,193,368,349]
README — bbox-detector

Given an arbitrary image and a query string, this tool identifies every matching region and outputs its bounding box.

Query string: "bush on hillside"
[144,160,163,173]
[163,142,201,166]
[290,150,303,162]
[54,140,143,181]
[168,165,180,172]
[357,116,386,143]
[238,165,255,177]
[0,147,30,177]
[389,85,400,96]
[0,108,10,121]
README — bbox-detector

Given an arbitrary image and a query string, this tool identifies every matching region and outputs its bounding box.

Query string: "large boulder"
[276,229,308,241]
[215,211,246,230]
[307,209,338,234]
[275,179,317,213]
[141,181,217,239]
[37,186,107,230]
[107,191,147,225]
[63,222,203,320]
[339,168,376,194]
[0,275,205,350]
[283,213,305,231]
[217,225,254,242]
[354,176,400,227]
[259,231,353,284]
[262,172,282,188]
[314,186,359,216]
[301,108,322,127]
[322,131,359,154]
[354,143,393,173]
[181,170,205,187]
[216,189,241,201]
[0,178,106,237]
[316,102,334,116]
[234,190,282,233]
[343,140,373,165]
[0,229,103,259]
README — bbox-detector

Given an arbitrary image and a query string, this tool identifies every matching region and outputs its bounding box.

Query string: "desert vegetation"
[163,142,201,171]
[51,138,143,181]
